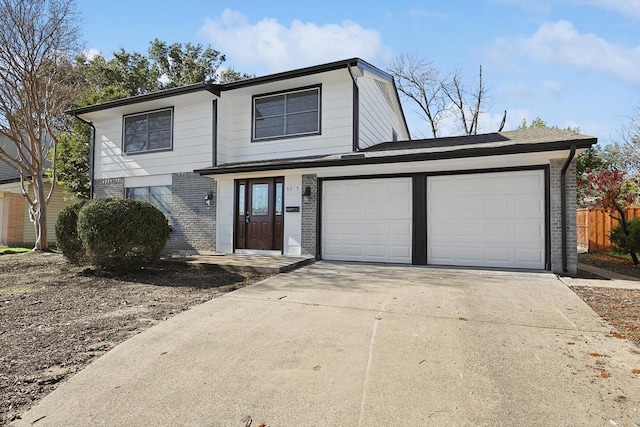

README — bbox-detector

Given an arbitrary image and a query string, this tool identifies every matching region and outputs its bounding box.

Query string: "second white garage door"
[322,178,412,263]
[427,170,545,269]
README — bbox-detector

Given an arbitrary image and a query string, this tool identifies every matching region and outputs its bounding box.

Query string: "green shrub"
[77,198,170,271]
[55,200,87,265]
[610,217,640,256]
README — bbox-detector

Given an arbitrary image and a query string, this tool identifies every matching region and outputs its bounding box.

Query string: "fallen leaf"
[160,352,168,355]
[458,317,468,321]
[610,331,625,339]
[313,365,321,371]
[589,352,602,357]
[567,342,575,345]
[258,423,266,427]
[598,369,611,378]
[632,369,640,375]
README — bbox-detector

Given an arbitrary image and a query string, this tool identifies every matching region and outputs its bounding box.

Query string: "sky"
[77,0,640,144]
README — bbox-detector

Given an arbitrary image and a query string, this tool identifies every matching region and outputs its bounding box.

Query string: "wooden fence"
[577,206,640,252]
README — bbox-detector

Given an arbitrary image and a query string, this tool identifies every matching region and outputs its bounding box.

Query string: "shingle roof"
[195,128,597,176]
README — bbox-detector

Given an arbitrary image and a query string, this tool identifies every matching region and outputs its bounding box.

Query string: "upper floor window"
[253,86,320,141]
[123,108,173,153]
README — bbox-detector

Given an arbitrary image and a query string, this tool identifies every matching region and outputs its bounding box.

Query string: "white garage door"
[322,178,412,263]
[427,170,545,269]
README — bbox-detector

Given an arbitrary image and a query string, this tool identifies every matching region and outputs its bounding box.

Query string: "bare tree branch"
[0,0,81,250]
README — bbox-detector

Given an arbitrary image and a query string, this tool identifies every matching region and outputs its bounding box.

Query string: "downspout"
[346,65,360,152]
[560,145,576,273]
[73,116,96,199]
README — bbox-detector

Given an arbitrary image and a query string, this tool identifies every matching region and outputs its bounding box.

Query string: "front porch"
[167,253,315,274]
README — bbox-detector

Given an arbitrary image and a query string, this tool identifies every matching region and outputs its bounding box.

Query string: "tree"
[388,53,489,138]
[148,39,226,88]
[581,165,639,264]
[59,41,252,199]
[0,0,81,250]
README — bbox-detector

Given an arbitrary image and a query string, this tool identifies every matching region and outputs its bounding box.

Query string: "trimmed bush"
[55,200,87,265]
[77,198,170,271]
[610,217,640,256]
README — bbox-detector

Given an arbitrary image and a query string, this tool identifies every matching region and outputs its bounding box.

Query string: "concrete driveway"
[14,262,640,426]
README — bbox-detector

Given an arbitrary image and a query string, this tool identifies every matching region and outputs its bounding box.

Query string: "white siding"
[91,92,215,180]
[215,179,235,253]
[358,71,409,148]
[217,69,354,164]
[283,174,302,256]
[358,75,398,148]
[20,183,69,245]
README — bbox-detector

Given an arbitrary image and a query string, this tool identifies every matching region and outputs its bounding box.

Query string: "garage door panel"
[428,170,545,270]
[322,178,412,263]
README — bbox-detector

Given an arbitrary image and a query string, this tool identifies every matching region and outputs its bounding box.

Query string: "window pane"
[124,110,172,153]
[125,116,147,134]
[149,186,171,217]
[255,116,285,139]
[275,182,283,216]
[125,133,147,152]
[255,95,285,118]
[251,183,269,216]
[238,184,245,214]
[126,186,172,221]
[286,111,318,134]
[148,110,172,130]
[148,130,171,150]
[286,90,318,113]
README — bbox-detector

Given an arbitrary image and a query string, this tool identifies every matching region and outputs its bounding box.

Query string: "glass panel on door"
[251,183,269,215]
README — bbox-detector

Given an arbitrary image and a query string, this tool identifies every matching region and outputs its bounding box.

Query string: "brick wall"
[549,158,577,275]
[93,178,124,199]
[301,174,317,257]
[169,172,216,252]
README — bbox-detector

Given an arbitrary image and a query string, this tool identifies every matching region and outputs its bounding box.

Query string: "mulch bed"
[0,252,269,425]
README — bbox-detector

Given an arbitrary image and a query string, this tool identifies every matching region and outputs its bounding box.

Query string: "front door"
[235,178,283,251]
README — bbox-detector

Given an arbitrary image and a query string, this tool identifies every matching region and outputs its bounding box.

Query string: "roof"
[67,58,392,116]
[195,128,597,176]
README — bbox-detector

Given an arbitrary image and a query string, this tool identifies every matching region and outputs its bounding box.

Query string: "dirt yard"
[0,252,269,425]
[1,252,639,425]
[574,252,640,348]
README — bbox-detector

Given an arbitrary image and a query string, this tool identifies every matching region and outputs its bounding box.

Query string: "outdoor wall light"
[302,186,312,204]
[204,191,214,207]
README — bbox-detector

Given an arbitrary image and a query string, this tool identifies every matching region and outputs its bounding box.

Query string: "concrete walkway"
[570,262,640,290]
[14,263,640,426]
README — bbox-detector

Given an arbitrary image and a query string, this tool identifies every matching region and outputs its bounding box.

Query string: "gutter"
[73,116,96,199]
[346,64,360,152]
[560,144,576,273]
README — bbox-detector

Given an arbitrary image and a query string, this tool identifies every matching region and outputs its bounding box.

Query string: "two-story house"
[68,58,596,275]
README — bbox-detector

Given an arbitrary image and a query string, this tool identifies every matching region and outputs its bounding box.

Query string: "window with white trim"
[253,87,320,140]
[123,108,173,153]
[125,186,172,223]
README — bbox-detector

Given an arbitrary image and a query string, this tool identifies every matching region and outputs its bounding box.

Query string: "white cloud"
[541,80,563,97]
[578,0,640,20]
[198,9,386,73]
[82,48,101,60]
[489,20,640,84]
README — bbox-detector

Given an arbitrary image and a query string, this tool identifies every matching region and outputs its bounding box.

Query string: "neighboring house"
[68,58,596,275]
[0,137,69,246]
